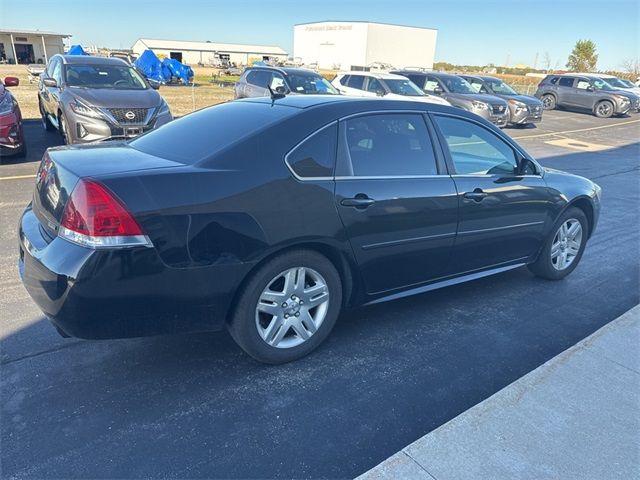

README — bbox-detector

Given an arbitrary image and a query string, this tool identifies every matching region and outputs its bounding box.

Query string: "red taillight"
[59,179,150,248]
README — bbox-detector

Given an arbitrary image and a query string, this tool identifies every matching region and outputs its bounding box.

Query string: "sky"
[1,0,638,70]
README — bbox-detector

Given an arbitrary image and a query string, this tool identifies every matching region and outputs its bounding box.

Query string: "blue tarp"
[134,49,171,83]
[161,58,194,85]
[67,45,88,55]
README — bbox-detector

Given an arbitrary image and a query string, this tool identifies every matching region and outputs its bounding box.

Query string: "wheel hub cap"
[551,219,583,271]
[255,267,330,349]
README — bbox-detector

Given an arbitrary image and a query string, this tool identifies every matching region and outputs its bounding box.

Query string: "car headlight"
[157,99,171,116]
[471,101,490,110]
[508,99,527,110]
[0,94,14,116]
[69,98,103,119]
[613,95,630,103]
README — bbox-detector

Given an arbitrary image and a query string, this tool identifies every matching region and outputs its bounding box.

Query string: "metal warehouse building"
[293,21,438,71]
[131,38,287,66]
[0,29,70,64]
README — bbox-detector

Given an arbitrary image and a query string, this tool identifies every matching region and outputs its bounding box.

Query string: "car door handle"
[463,189,488,202]
[341,196,376,208]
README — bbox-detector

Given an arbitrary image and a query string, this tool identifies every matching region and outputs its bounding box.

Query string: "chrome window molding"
[284,121,338,182]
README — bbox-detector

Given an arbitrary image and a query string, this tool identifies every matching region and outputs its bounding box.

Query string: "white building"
[131,38,288,66]
[0,29,70,64]
[293,21,438,71]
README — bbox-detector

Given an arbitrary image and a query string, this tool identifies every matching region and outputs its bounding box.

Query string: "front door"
[431,114,551,273]
[335,112,459,295]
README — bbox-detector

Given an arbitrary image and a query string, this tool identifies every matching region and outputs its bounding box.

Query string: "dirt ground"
[0,64,234,120]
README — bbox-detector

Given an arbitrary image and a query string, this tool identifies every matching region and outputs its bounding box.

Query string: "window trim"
[284,121,338,182]
[430,111,543,177]
[336,110,444,179]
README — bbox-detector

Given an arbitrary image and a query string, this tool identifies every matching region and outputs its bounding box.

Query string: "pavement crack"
[1,341,84,366]
[590,166,640,180]
[402,450,439,480]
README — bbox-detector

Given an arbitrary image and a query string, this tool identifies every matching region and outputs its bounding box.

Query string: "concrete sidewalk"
[358,305,640,480]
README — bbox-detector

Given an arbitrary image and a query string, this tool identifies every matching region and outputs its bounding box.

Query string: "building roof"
[294,20,438,32]
[134,38,287,56]
[0,28,71,37]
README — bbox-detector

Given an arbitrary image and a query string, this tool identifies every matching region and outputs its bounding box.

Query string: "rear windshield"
[129,101,295,163]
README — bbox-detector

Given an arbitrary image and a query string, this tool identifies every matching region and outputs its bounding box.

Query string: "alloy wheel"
[550,219,583,271]
[596,102,612,117]
[255,267,330,349]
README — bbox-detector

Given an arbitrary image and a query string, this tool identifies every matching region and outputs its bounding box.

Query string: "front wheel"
[228,250,342,364]
[594,100,614,118]
[528,207,588,280]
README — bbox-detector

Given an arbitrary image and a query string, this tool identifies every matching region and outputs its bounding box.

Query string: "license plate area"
[124,127,143,137]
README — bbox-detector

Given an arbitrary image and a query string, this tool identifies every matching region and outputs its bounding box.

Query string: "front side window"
[425,77,443,92]
[366,77,384,93]
[286,123,337,178]
[286,73,338,94]
[385,79,425,96]
[407,74,426,89]
[440,76,476,94]
[65,64,147,90]
[339,114,438,177]
[485,79,518,95]
[467,79,486,93]
[434,115,519,176]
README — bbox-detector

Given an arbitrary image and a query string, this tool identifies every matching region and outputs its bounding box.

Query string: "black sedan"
[18,96,601,364]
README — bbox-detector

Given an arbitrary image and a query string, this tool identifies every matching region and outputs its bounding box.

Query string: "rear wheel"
[228,250,342,364]
[528,207,588,280]
[541,94,556,110]
[594,100,614,118]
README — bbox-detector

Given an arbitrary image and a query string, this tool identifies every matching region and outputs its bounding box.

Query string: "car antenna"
[267,85,286,102]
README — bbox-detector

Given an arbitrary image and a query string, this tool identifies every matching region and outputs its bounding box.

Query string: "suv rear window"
[129,101,295,164]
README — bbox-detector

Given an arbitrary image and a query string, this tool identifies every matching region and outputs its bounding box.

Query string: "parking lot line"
[0,174,36,181]
[512,118,640,140]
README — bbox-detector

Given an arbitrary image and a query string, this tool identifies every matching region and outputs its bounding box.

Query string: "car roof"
[247,66,322,76]
[57,55,129,66]
[394,70,459,80]
[574,72,616,78]
[336,71,407,80]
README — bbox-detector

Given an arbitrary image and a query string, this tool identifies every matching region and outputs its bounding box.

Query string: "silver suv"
[39,55,172,144]
[393,71,510,127]
[535,74,639,118]
[235,67,339,98]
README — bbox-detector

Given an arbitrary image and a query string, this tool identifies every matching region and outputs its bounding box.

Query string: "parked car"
[393,71,509,127]
[535,74,639,118]
[460,75,544,126]
[19,96,601,364]
[39,55,172,144]
[575,73,640,111]
[235,67,338,98]
[0,76,26,161]
[331,71,451,106]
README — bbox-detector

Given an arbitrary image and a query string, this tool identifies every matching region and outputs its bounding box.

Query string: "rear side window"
[558,77,574,87]
[246,70,271,87]
[347,75,365,89]
[407,75,425,89]
[338,114,438,177]
[339,75,350,86]
[548,76,559,85]
[286,123,337,178]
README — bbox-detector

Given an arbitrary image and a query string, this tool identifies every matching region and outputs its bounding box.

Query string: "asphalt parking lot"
[1,111,639,479]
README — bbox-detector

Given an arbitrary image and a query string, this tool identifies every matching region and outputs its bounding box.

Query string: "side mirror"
[43,78,57,88]
[586,86,595,92]
[375,89,386,97]
[148,79,161,90]
[516,155,536,175]
[275,85,287,94]
[3,76,19,87]
[433,86,443,94]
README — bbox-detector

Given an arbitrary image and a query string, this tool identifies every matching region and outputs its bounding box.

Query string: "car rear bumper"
[18,204,244,339]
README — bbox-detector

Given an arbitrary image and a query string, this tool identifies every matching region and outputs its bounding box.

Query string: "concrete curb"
[357,305,640,480]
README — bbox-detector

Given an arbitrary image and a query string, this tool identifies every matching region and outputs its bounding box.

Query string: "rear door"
[334,112,459,295]
[432,114,551,273]
[557,76,576,105]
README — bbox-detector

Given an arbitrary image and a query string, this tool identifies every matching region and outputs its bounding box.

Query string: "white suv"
[331,72,451,106]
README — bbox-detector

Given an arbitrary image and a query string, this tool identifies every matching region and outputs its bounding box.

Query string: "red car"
[0,76,26,162]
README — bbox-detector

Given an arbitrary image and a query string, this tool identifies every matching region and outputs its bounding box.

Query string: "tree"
[621,58,640,77]
[566,40,598,72]
[543,52,552,72]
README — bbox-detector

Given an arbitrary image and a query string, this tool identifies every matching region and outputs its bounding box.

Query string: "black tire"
[594,100,614,118]
[40,101,55,132]
[528,207,589,280]
[541,94,556,110]
[59,113,72,144]
[228,250,343,364]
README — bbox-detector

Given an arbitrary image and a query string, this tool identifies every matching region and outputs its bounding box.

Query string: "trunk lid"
[32,144,183,236]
